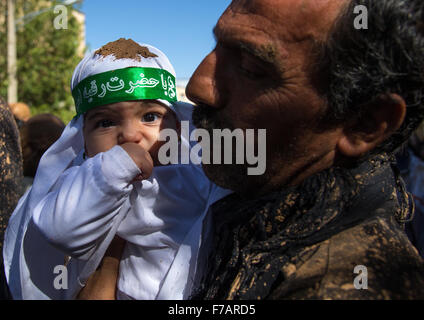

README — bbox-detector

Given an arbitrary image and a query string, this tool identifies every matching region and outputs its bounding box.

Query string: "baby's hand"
[120,143,154,181]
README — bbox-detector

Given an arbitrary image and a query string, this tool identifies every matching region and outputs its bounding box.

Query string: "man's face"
[83,100,178,165]
[186,0,348,195]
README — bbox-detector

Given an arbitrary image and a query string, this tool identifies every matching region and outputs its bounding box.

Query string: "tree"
[0,0,84,123]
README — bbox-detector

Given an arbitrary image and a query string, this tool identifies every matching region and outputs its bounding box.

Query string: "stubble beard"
[192,105,270,196]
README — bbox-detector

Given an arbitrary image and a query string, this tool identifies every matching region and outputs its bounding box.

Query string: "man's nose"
[118,122,142,144]
[186,51,220,108]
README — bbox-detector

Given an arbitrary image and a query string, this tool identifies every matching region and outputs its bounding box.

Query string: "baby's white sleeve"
[31,145,141,260]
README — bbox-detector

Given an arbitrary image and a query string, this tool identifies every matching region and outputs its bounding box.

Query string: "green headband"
[72,67,177,115]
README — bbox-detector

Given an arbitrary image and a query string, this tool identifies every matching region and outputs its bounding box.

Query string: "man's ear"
[337,93,406,158]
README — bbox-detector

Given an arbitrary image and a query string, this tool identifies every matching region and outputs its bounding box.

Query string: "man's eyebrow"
[213,25,278,65]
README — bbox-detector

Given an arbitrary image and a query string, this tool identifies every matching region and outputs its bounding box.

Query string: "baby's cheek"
[85,141,101,158]
[85,136,116,157]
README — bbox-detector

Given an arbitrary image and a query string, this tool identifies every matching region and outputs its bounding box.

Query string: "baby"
[3,39,231,300]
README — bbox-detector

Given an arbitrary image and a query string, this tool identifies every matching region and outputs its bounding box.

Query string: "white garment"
[3,102,231,300]
[34,147,227,300]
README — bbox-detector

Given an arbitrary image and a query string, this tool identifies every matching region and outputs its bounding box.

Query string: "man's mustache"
[192,104,231,132]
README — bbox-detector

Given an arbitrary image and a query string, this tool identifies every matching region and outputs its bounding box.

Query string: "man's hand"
[76,236,126,300]
[121,143,154,181]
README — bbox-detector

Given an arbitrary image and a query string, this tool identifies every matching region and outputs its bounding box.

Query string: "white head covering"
[71,42,178,114]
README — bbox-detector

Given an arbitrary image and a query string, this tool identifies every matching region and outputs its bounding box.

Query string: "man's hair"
[318,0,424,156]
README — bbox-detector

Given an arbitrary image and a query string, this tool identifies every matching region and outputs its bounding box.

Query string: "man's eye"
[96,119,115,128]
[239,54,267,79]
[142,113,161,123]
[239,62,266,79]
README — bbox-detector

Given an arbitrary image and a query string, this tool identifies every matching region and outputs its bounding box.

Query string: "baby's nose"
[118,123,142,144]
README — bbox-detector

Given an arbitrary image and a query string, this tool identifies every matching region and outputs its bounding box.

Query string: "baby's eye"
[96,119,115,128]
[142,113,161,123]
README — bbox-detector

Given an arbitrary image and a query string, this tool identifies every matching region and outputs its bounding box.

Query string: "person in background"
[9,102,31,128]
[19,113,65,191]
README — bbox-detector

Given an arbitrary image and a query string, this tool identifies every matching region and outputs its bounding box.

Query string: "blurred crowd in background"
[10,101,65,190]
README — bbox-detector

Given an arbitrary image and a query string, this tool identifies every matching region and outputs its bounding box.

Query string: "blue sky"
[80,1,232,80]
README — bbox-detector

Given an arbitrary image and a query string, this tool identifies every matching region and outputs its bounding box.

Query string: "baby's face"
[83,100,179,164]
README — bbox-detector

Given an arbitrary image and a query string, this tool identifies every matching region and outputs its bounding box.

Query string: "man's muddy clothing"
[0,97,23,253]
[0,97,23,300]
[192,154,424,299]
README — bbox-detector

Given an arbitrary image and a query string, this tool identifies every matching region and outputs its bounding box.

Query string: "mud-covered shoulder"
[0,97,23,254]
[271,213,424,299]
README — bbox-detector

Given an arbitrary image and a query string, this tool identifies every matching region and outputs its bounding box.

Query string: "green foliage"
[1,0,84,124]
[0,0,9,99]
